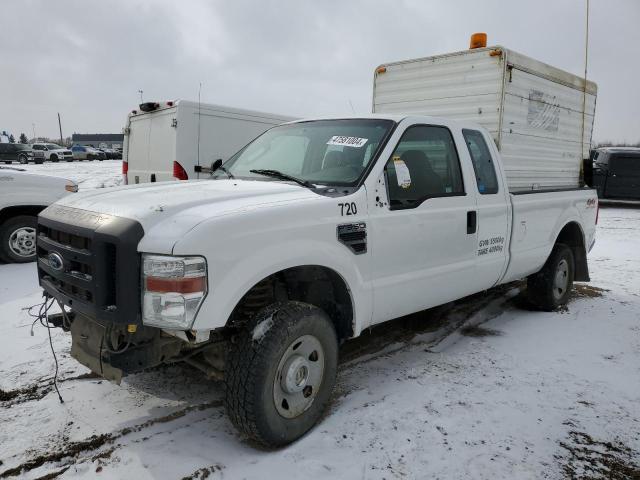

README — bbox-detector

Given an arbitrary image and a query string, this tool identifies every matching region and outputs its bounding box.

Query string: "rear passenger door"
[369,124,479,324]
[462,129,510,287]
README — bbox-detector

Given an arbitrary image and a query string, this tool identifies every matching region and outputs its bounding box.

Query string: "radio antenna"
[580,0,590,163]
[197,82,202,168]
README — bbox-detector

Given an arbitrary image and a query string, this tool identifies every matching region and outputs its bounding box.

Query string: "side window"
[32,144,41,150]
[462,129,499,194]
[610,156,640,175]
[385,125,464,210]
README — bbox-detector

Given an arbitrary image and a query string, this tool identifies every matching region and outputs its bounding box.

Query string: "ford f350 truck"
[37,113,597,446]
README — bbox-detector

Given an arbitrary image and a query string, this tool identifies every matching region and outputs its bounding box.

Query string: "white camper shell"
[123,100,295,184]
[373,46,597,191]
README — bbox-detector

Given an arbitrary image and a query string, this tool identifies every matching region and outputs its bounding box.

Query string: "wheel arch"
[226,264,355,342]
[554,221,589,281]
[0,205,46,227]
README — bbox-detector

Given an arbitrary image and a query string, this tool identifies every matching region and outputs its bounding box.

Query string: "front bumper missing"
[69,312,181,384]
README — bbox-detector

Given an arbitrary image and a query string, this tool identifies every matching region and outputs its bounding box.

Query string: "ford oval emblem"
[48,252,64,271]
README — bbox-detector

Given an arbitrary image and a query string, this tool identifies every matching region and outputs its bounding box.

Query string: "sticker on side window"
[393,156,411,189]
[326,136,368,148]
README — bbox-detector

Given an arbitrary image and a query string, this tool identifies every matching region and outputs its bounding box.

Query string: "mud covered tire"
[527,243,574,311]
[0,215,38,263]
[224,301,338,447]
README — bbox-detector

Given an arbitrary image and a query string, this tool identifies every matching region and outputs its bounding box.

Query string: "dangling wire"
[27,293,64,404]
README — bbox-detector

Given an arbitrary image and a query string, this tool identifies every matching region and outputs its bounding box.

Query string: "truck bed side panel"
[501,189,597,284]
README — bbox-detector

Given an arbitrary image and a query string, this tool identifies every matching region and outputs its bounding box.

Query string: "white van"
[122,100,295,184]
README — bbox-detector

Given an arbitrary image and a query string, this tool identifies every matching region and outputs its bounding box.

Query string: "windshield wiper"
[249,169,314,189]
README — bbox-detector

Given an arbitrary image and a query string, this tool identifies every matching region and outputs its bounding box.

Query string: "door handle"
[467,211,477,234]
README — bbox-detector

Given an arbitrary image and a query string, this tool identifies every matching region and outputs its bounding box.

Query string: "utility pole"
[32,123,36,142]
[58,113,64,145]
[138,89,143,103]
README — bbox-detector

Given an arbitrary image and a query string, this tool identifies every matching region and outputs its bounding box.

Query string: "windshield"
[45,144,62,149]
[217,119,395,186]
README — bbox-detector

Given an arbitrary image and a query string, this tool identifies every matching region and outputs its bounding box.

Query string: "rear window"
[462,129,499,194]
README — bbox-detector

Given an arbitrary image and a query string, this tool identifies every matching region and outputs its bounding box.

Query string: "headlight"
[142,254,207,330]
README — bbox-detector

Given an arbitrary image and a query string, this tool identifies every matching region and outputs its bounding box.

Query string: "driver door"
[368,124,479,324]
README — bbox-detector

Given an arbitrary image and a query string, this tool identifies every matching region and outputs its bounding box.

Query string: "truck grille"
[37,205,144,324]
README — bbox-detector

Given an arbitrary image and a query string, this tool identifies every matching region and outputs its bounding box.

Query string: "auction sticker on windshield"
[327,136,368,148]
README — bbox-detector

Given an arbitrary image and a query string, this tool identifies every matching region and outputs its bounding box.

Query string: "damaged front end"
[49,310,181,383]
[36,206,207,383]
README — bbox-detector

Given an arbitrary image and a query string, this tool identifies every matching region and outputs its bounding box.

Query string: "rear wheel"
[527,243,574,311]
[0,216,38,263]
[225,301,338,447]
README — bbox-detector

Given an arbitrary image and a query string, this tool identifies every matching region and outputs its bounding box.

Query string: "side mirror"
[211,158,223,171]
[194,158,223,175]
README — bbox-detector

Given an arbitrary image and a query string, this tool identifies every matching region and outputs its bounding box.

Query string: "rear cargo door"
[126,116,151,184]
[148,110,177,182]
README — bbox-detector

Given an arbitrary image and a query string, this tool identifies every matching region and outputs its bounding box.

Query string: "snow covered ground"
[0,163,639,479]
[14,160,123,190]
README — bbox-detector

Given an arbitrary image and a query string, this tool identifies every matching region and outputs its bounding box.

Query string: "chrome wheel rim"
[553,259,569,300]
[8,226,36,258]
[273,334,324,419]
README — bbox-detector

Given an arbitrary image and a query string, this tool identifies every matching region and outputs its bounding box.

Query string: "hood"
[54,179,320,251]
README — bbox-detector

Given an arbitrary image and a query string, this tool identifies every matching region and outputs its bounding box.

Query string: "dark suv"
[592,147,640,200]
[0,143,39,164]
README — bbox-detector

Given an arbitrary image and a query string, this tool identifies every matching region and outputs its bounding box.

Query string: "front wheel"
[50,154,59,162]
[0,216,38,263]
[225,301,338,447]
[18,154,28,164]
[527,243,574,311]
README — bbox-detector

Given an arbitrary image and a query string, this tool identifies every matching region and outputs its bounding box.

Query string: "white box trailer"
[123,100,295,184]
[372,45,597,191]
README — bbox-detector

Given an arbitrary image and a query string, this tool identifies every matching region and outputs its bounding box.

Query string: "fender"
[171,187,373,334]
[186,238,369,334]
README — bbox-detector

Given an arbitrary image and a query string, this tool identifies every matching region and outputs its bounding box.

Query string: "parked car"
[71,144,104,161]
[123,100,294,184]
[90,147,107,160]
[0,166,77,262]
[0,143,38,164]
[592,147,640,200]
[31,143,73,162]
[97,147,119,159]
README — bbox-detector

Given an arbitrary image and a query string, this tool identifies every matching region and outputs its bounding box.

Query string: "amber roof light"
[470,33,487,49]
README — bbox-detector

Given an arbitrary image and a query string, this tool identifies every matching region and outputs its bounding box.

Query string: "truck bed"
[501,188,598,284]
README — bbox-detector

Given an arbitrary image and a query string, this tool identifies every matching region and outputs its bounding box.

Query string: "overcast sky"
[2,0,638,143]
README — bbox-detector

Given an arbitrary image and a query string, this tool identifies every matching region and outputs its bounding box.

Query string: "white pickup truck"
[0,167,76,262]
[37,114,597,446]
